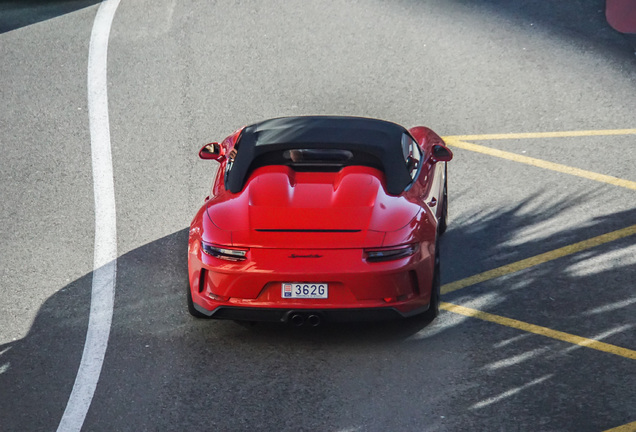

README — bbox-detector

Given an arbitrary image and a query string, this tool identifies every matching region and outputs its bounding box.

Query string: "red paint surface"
[606,0,636,33]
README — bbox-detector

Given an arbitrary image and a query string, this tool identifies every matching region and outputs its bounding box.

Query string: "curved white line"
[57,1,121,430]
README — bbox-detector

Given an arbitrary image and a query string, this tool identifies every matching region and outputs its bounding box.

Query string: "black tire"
[187,286,208,318]
[438,168,448,236]
[424,242,441,321]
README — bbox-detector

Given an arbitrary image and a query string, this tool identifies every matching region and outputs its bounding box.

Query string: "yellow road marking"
[438,128,636,420]
[440,302,636,360]
[444,129,636,141]
[441,224,636,294]
[603,421,636,432]
[444,139,636,191]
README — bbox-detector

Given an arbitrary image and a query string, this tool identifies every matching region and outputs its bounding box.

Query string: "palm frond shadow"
[408,0,636,58]
[1,190,635,429]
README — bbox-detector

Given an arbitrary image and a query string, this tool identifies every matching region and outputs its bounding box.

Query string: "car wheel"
[424,242,441,321]
[438,170,448,236]
[187,285,208,318]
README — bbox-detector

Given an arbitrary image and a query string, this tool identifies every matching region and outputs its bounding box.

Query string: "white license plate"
[282,283,328,299]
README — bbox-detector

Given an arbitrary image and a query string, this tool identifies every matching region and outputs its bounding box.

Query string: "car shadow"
[0,0,100,34]
[1,192,635,430]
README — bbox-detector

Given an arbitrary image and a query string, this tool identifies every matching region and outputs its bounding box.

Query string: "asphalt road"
[1,1,635,431]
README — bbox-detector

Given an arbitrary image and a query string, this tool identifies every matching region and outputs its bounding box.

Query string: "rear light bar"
[201,242,248,261]
[364,243,419,262]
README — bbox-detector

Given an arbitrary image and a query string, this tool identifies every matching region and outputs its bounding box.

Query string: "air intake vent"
[198,269,207,293]
[410,270,419,295]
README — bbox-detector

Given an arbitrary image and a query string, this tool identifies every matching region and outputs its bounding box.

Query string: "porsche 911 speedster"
[187,116,453,326]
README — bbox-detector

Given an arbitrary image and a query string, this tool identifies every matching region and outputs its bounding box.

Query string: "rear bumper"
[193,303,430,323]
[188,242,436,321]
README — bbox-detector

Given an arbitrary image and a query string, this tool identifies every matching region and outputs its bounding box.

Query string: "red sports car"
[187,116,453,326]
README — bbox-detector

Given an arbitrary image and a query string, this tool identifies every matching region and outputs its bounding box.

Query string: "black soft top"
[226,116,412,195]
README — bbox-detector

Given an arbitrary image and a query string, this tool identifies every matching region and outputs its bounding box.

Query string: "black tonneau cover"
[226,116,412,195]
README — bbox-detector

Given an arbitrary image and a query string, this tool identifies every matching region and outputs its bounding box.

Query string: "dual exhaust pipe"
[289,312,322,327]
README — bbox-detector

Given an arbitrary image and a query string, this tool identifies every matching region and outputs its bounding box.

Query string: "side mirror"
[199,142,225,161]
[432,144,453,163]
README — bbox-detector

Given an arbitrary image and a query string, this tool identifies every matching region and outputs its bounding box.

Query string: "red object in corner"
[606,0,636,33]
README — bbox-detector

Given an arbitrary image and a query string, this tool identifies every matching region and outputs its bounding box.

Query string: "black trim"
[193,303,429,323]
[226,116,412,195]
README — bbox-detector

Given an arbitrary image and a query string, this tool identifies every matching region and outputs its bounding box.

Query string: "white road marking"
[57,1,121,431]
[470,375,553,410]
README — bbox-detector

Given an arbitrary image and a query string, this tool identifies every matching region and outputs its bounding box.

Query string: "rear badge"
[289,254,323,258]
